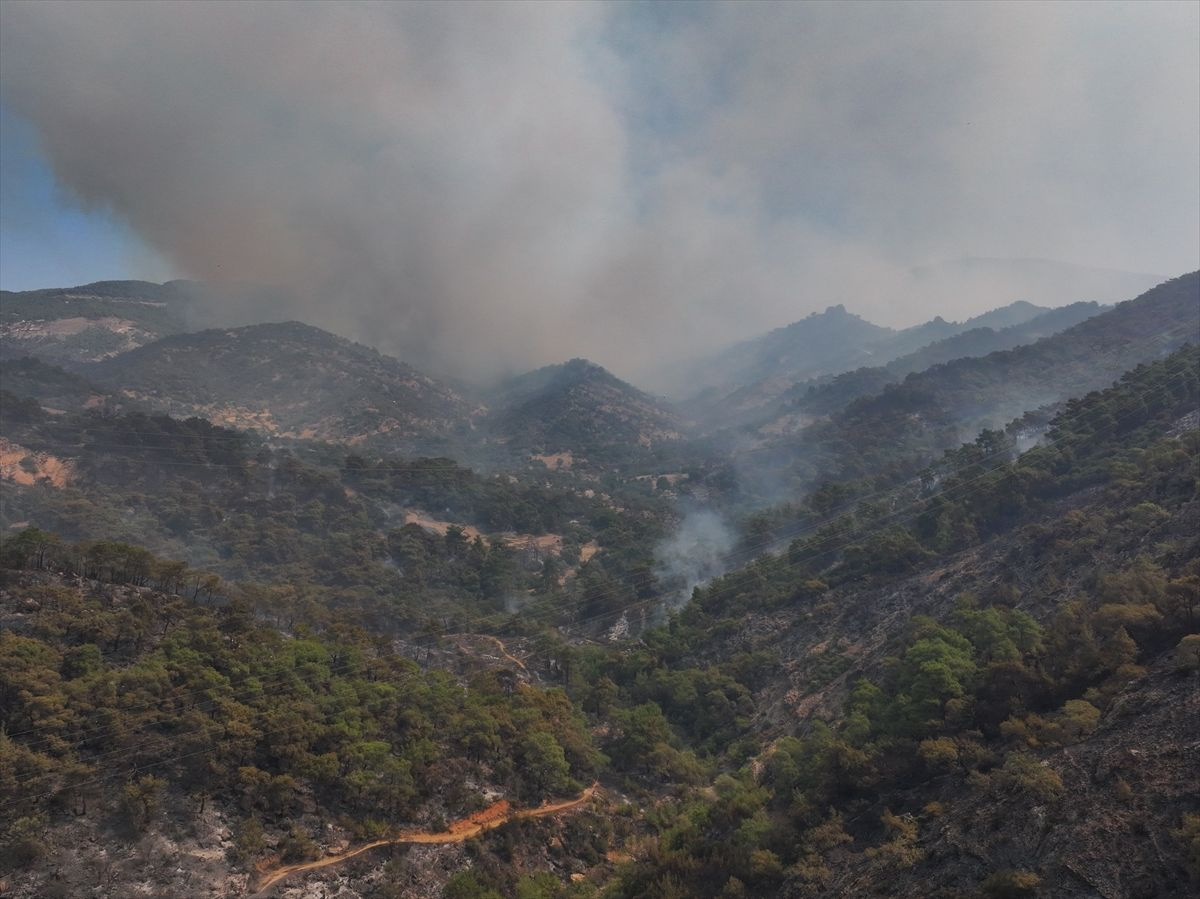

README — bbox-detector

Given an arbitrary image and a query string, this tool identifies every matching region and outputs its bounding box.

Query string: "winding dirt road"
[448,633,529,671]
[251,782,599,894]
[477,634,528,671]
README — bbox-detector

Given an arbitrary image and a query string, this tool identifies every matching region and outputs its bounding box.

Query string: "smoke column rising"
[1,1,1196,382]
[653,507,736,607]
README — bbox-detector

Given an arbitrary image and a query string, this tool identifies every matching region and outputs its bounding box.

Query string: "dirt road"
[448,633,528,671]
[251,782,599,894]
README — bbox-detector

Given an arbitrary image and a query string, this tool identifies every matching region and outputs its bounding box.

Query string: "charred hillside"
[84,321,482,448]
[601,345,1200,898]
[722,273,1199,503]
[0,280,195,364]
[488,358,684,458]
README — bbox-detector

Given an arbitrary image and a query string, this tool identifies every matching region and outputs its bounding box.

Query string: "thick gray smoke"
[653,507,736,607]
[1,2,1196,382]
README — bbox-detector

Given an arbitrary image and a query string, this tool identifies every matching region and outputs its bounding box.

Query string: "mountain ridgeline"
[84,321,483,448]
[487,358,683,457]
[718,272,1200,504]
[783,300,1107,418]
[0,279,195,364]
[670,299,1066,423]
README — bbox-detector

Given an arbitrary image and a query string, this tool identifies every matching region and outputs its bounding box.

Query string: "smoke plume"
[653,507,736,606]
[1,1,1196,382]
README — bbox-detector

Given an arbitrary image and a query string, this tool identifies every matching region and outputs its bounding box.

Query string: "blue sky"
[0,103,167,290]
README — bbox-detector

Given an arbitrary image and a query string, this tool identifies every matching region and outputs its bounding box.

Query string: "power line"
[5,358,1195,752]
[2,327,1193,468]
[5,363,1194,765]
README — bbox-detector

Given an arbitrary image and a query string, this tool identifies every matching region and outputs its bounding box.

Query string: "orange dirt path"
[477,634,528,672]
[446,633,528,672]
[251,782,598,894]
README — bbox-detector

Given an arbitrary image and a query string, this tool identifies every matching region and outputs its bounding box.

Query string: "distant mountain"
[84,321,481,446]
[872,300,1054,360]
[0,280,197,364]
[677,300,1057,428]
[958,298,1051,331]
[845,272,1198,437]
[488,358,683,455]
[780,301,1106,420]
[736,272,1200,498]
[671,304,893,401]
[664,257,1164,419]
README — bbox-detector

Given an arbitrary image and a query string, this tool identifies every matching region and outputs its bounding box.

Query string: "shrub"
[980,869,1041,897]
[1175,813,1200,882]
[279,826,319,863]
[1173,634,1200,673]
[1,813,48,867]
[865,810,923,869]
[995,753,1063,802]
[118,775,166,832]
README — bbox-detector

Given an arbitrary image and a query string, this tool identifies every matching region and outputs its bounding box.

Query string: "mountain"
[674,300,1063,428]
[874,300,1054,360]
[0,356,116,415]
[0,276,1194,899]
[3,343,1195,899]
[670,304,894,403]
[83,321,481,446]
[959,298,1051,331]
[488,357,683,456]
[831,272,1198,441]
[662,255,1167,422]
[729,272,1199,501]
[608,347,1200,897]
[0,279,196,364]
[780,300,1106,420]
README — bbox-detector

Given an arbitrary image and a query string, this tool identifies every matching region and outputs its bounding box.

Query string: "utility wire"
[5,359,1195,753]
[5,364,1194,768]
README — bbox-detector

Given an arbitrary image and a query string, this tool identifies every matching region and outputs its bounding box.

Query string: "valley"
[2,272,1197,898]
[4,3,1200,895]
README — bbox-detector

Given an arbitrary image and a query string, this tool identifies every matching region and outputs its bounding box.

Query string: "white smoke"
[0,2,1195,382]
[653,507,735,607]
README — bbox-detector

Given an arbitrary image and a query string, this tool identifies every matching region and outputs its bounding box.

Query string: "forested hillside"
[84,322,483,450]
[0,280,195,364]
[599,344,1200,897]
[1,282,1197,899]
[2,1,1197,894]
[487,359,684,461]
[782,301,1105,418]
[0,400,676,641]
[715,272,1199,506]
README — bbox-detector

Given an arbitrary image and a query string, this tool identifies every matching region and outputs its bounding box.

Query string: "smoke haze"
[1,1,1196,382]
[653,507,736,607]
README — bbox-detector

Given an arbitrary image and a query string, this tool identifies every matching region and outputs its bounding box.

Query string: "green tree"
[443,870,503,899]
[119,775,167,832]
[521,731,572,797]
[980,869,1041,898]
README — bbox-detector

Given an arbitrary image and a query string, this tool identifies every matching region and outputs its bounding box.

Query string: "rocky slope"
[779,301,1106,421]
[0,280,195,364]
[675,300,1068,428]
[487,358,684,457]
[83,321,482,448]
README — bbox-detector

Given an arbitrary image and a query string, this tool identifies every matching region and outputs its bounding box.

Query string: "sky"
[1,0,1197,383]
[0,106,168,288]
